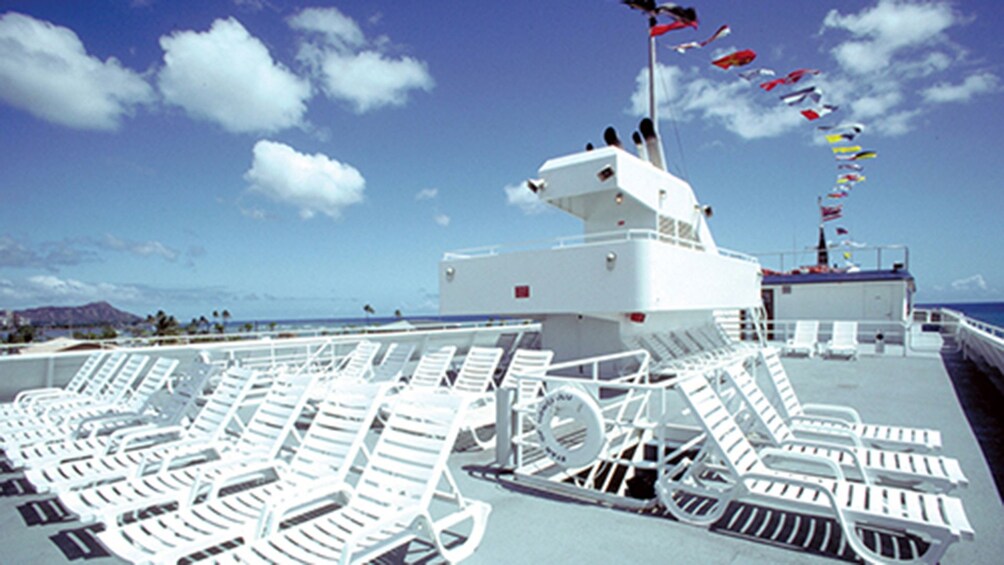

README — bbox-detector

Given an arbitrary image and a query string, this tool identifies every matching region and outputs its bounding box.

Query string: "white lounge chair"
[309,340,379,400]
[8,359,215,469]
[0,351,108,419]
[720,363,967,492]
[781,320,818,357]
[0,352,127,423]
[57,368,316,524]
[400,346,457,389]
[824,320,859,359]
[23,366,260,494]
[0,354,149,447]
[96,381,388,564]
[1,356,176,451]
[661,375,973,564]
[444,346,504,448]
[760,348,942,452]
[372,342,416,382]
[218,391,490,564]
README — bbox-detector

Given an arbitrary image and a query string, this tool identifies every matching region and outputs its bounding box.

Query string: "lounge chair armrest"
[800,403,861,424]
[74,411,146,438]
[256,479,352,537]
[787,426,863,448]
[14,388,66,405]
[780,440,870,483]
[338,507,423,564]
[759,447,846,482]
[109,424,185,453]
[415,501,492,563]
[189,460,288,506]
[148,441,226,475]
[789,414,854,431]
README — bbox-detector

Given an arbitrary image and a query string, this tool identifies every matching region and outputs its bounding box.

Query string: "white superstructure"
[440,127,762,360]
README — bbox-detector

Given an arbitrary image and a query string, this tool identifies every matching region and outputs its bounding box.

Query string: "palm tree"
[394,309,402,319]
[363,304,375,322]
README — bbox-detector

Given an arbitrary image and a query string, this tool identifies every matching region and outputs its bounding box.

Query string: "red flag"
[759,68,821,91]
[821,204,843,222]
[836,227,849,235]
[650,20,697,37]
[711,49,757,69]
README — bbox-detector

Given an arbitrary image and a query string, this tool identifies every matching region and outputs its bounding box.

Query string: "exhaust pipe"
[603,126,622,149]
[631,131,648,162]
[639,118,666,171]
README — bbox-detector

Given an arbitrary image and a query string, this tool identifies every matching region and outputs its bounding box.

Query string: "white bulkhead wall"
[537,147,717,252]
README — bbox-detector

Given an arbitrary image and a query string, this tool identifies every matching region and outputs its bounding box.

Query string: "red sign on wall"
[514,285,530,299]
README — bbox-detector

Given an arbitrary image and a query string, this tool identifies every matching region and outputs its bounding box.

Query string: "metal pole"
[649,34,657,124]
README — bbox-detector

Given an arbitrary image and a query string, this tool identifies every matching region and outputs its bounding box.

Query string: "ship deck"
[1,344,1001,564]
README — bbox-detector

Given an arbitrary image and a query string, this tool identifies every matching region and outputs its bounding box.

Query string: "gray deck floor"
[2,347,1001,564]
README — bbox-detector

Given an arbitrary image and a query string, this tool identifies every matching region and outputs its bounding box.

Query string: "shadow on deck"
[941,341,1004,501]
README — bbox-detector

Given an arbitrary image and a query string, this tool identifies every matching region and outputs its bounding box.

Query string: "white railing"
[753,243,909,273]
[443,229,758,264]
[915,307,1004,376]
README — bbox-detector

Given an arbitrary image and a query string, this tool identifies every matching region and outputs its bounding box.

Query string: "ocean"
[916,302,1004,328]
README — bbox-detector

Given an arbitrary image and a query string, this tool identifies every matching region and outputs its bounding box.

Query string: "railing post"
[495,386,515,466]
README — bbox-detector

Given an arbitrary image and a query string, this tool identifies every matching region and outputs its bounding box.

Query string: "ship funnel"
[631,131,649,162]
[639,118,666,171]
[603,126,622,149]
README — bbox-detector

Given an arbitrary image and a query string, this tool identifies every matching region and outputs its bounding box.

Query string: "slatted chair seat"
[0,352,128,425]
[0,351,108,419]
[720,363,966,492]
[760,348,941,452]
[58,369,315,525]
[217,391,490,564]
[661,375,972,565]
[8,360,217,469]
[23,367,259,494]
[0,354,150,448]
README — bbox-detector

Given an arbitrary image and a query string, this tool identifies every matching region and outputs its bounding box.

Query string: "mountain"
[14,301,143,327]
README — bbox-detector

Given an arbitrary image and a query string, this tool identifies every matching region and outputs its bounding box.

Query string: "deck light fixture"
[526,178,546,193]
[445,267,455,281]
[597,165,615,182]
[606,252,617,270]
[615,192,624,204]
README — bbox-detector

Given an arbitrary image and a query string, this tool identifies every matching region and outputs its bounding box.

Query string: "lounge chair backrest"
[95,354,150,404]
[337,341,380,381]
[654,333,687,359]
[638,335,672,363]
[351,391,465,523]
[146,360,217,426]
[63,352,108,395]
[186,367,258,440]
[407,346,456,389]
[677,375,767,477]
[373,342,416,382]
[79,352,128,398]
[503,349,554,402]
[452,347,503,395]
[831,321,858,344]
[231,369,315,459]
[792,320,819,343]
[721,364,794,445]
[121,357,179,410]
[760,349,804,420]
[289,381,386,484]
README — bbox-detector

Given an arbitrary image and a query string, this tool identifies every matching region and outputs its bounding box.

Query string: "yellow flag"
[832,145,863,154]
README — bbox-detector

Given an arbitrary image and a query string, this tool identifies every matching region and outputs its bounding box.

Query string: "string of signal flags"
[623,1,878,263]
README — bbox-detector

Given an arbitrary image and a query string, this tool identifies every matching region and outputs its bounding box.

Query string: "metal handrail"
[443,228,758,264]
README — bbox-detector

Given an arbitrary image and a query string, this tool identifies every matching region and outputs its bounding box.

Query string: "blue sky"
[1,0,1001,322]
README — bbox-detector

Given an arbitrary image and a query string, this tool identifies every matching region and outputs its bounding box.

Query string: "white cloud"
[823,0,957,75]
[922,72,1000,104]
[630,64,803,140]
[290,7,433,113]
[0,12,154,130]
[158,18,311,133]
[504,182,549,215]
[950,274,988,292]
[4,275,145,303]
[433,213,450,227]
[415,188,438,201]
[99,234,179,261]
[244,140,365,220]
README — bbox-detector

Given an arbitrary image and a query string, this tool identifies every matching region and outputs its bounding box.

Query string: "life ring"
[535,386,606,468]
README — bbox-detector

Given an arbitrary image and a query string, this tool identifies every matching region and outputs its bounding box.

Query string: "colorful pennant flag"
[831,145,863,154]
[712,49,757,69]
[759,68,821,91]
[780,86,822,106]
[821,204,843,222]
[801,105,838,121]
